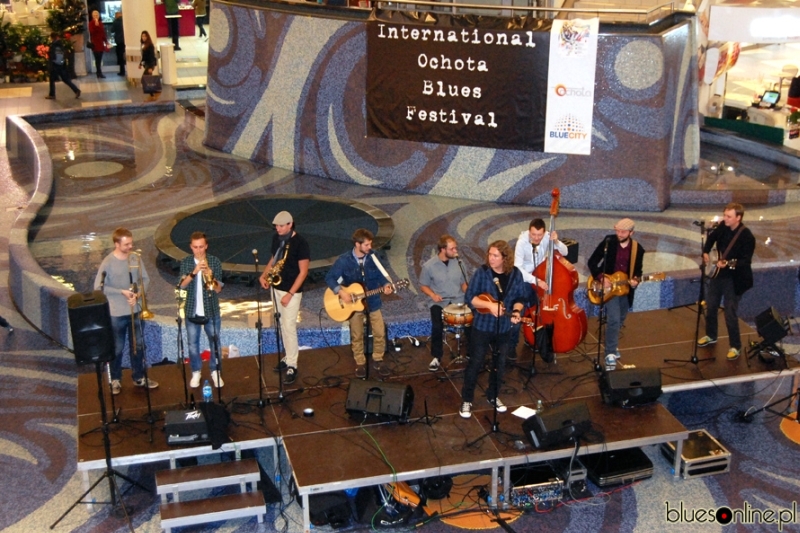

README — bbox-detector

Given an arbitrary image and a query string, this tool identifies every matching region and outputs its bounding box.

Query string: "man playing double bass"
[587,218,645,369]
[514,218,568,362]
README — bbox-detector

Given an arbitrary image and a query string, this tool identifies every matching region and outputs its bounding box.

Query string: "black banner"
[366,11,552,152]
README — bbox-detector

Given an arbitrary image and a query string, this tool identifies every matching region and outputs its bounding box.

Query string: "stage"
[75,308,800,530]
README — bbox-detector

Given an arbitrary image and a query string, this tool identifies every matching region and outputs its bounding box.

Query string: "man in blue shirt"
[326,229,393,378]
[460,241,528,419]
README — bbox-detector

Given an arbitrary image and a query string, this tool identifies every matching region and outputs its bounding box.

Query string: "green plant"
[47,0,86,37]
[789,109,800,125]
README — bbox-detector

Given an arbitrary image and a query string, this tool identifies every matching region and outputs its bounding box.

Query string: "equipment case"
[660,429,730,479]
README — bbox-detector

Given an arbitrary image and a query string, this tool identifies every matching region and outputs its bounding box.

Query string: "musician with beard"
[419,234,468,372]
[587,218,644,369]
[260,211,310,385]
[697,203,755,360]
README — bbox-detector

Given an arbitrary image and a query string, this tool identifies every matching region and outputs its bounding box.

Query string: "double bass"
[522,189,587,353]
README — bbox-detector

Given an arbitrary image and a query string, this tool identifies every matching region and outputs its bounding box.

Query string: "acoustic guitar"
[586,272,665,305]
[473,293,541,330]
[705,250,737,279]
[323,279,409,322]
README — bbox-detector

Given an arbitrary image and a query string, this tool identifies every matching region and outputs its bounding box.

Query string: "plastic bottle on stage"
[203,380,212,402]
[537,399,544,413]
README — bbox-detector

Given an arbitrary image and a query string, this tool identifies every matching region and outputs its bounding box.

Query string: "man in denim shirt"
[460,241,528,419]
[326,229,393,378]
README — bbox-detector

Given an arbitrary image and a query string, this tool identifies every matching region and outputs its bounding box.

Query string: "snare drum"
[442,303,473,327]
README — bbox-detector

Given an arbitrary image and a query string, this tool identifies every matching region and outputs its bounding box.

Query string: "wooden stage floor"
[75,307,799,526]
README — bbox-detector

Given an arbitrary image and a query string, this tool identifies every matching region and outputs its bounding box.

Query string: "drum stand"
[445,325,468,365]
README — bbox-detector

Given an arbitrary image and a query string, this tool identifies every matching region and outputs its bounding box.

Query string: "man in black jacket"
[587,218,645,369]
[111,11,125,76]
[697,203,755,360]
[45,33,80,100]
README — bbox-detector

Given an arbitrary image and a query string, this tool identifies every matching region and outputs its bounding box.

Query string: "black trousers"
[461,327,512,403]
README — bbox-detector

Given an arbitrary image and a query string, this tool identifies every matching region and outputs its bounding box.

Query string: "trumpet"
[129,250,154,319]
[265,243,290,286]
[200,257,217,291]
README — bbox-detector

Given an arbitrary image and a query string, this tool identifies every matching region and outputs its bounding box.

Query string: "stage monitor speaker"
[67,291,114,365]
[600,367,662,407]
[346,379,413,420]
[522,401,591,449]
[755,307,788,345]
[561,238,579,265]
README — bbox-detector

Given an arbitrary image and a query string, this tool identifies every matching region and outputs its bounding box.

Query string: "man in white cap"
[260,211,310,385]
[587,218,645,369]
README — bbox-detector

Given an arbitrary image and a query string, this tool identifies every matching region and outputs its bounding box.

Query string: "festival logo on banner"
[544,18,599,155]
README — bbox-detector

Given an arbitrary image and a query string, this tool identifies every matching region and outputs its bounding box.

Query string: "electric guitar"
[323,279,409,322]
[586,272,666,305]
[705,250,737,279]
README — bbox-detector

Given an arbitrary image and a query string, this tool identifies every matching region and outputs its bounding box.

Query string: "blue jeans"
[186,316,222,372]
[604,295,630,355]
[110,313,145,381]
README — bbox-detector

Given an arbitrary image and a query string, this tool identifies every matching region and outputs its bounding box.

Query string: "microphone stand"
[175,283,192,409]
[468,275,517,447]
[665,222,714,365]
[249,251,268,411]
[445,256,470,369]
[592,238,610,373]
[206,281,224,404]
[361,259,373,381]
[133,300,158,443]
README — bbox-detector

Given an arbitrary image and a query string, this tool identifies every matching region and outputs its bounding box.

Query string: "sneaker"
[134,377,158,389]
[374,361,390,377]
[283,367,297,385]
[459,401,473,419]
[355,365,366,378]
[273,360,287,372]
[697,336,717,347]
[605,354,617,368]
[613,351,622,360]
[111,380,121,395]
[428,358,440,372]
[488,398,507,413]
[211,370,224,388]
[727,347,740,361]
[190,371,201,388]
[6,326,12,334]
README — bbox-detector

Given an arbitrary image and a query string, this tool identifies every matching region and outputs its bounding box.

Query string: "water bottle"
[536,399,543,413]
[203,380,212,402]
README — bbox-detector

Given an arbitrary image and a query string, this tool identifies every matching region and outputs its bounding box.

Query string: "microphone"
[692,220,705,227]
[100,271,107,291]
[252,249,259,264]
[604,236,610,253]
[493,277,503,295]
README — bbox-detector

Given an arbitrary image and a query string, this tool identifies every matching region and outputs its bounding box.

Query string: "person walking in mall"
[193,0,207,39]
[45,32,80,100]
[111,10,125,76]
[88,9,109,78]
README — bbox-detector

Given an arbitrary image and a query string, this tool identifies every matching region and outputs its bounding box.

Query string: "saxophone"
[265,243,290,286]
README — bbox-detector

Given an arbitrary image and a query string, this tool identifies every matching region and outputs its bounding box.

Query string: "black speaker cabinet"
[346,379,413,420]
[561,238,579,265]
[755,307,788,345]
[600,367,662,407]
[522,401,591,449]
[67,291,114,364]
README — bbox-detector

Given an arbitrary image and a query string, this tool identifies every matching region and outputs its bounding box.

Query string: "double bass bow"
[523,189,588,354]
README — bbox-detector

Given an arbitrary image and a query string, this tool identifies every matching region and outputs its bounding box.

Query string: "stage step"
[155,457,261,502]
[159,492,266,533]
[155,458,265,532]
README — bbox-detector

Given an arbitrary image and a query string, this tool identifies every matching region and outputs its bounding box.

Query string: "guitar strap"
[720,225,745,260]
[628,240,639,281]
[370,253,394,286]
